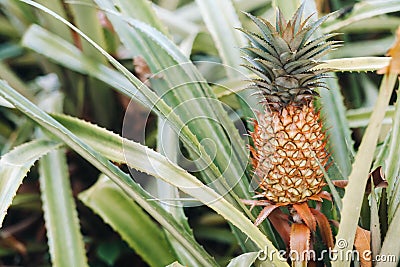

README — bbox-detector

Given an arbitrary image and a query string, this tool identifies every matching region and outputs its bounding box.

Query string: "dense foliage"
[0,0,399,266]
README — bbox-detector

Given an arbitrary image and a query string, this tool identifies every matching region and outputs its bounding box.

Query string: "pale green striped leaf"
[227,252,259,267]
[332,74,398,267]
[0,139,61,227]
[39,149,88,267]
[79,175,176,267]
[37,90,88,267]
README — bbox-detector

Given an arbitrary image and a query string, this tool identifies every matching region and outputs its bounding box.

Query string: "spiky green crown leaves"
[239,4,341,109]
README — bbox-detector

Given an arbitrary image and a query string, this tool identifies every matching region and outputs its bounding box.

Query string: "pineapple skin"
[250,101,329,204]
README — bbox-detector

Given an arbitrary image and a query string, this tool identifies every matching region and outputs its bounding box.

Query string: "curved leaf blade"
[35,83,88,267]
[227,252,259,267]
[79,175,176,267]
[332,74,398,267]
[387,88,400,221]
[323,1,400,33]
[0,139,61,227]
[376,205,400,267]
[39,149,88,267]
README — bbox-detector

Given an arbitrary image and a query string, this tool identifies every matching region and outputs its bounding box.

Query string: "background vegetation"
[0,0,399,266]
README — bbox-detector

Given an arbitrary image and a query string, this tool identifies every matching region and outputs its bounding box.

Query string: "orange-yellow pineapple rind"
[250,102,329,204]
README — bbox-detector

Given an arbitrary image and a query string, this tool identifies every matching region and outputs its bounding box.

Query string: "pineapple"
[240,5,340,205]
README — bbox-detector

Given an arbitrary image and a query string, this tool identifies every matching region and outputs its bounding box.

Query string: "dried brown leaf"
[98,11,114,32]
[133,56,153,83]
[311,208,334,249]
[377,26,400,74]
[254,204,279,226]
[290,223,311,267]
[332,180,348,188]
[365,166,388,194]
[293,202,316,232]
[319,191,333,201]
[241,199,272,208]
[354,226,371,267]
[269,208,291,247]
[3,235,27,255]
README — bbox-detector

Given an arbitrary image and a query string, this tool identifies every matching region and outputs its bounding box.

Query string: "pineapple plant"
[2,0,397,265]
[240,4,340,264]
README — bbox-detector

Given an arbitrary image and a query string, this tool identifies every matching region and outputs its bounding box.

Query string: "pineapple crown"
[239,4,341,109]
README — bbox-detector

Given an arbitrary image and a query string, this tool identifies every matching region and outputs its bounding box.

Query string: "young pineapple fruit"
[241,6,339,205]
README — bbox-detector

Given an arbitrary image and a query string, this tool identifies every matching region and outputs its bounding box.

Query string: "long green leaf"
[68,0,106,60]
[37,91,88,267]
[0,139,61,227]
[34,0,73,42]
[370,188,381,260]
[227,252,259,267]
[156,117,200,266]
[346,106,394,128]
[330,36,394,58]
[0,80,218,267]
[337,16,400,33]
[68,0,114,125]
[376,205,400,267]
[39,149,88,267]
[323,0,400,33]
[194,0,262,114]
[387,87,400,222]
[174,0,271,23]
[111,0,168,35]
[79,175,176,267]
[152,5,199,37]
[21,25,147,105]
[317,57,391,72]
[332,73,397,267]
[195,0,246,76]
[320,78,354,178]
[0,61,33,101]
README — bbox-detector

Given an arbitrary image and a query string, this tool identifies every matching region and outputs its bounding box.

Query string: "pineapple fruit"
[240,5,339,206]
